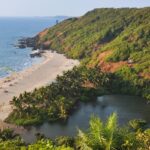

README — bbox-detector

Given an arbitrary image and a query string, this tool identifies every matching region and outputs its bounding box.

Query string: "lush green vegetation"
[35,8,150,76]
[110,66,150,100]
[33,8,150,100]
[6,66,110,125]
[0,129,25,150]
[6,64,150,126]
[2,114,150,149]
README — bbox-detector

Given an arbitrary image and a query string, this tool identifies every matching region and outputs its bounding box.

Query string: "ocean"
[0,16,67,78]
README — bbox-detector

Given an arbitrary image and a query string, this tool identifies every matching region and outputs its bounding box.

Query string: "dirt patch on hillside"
[98,50,131,73]
[139,72,150,80]
[39,29,49,38]
[98,50,150,79]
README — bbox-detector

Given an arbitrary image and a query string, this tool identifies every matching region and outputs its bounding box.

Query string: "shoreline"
[0,51,50,89]
[0,50,79,121]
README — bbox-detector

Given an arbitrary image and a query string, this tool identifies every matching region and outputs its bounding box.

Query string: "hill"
[34,8,150,80]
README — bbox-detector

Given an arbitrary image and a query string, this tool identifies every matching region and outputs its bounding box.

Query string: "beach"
[0,50,79,121]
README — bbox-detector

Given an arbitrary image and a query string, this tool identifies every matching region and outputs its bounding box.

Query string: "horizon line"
[0,6,149,18]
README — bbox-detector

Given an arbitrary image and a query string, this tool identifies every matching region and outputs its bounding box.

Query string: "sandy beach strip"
[0,50,79,121]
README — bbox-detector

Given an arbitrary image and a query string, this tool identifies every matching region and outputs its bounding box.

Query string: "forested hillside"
[35,8,150,80]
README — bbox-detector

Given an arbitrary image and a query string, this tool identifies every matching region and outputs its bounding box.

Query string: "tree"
[76,113,118,150]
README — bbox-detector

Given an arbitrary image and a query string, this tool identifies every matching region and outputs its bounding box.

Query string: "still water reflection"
[20,95,150,143]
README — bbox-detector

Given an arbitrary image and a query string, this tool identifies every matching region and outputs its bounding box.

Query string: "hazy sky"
[0,0,149,17]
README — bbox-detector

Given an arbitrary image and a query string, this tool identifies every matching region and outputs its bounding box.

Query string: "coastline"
[0,50,79,121]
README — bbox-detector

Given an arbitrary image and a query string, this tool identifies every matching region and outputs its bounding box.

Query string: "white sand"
[0,51,79,121]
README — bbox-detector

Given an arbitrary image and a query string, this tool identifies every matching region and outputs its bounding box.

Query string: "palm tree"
[76,113,118,150]
[10,97,22,112]
[104,113,117,150]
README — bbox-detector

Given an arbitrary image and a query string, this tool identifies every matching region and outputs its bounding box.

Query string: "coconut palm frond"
[105,113,118,150]
[76,129,92,150]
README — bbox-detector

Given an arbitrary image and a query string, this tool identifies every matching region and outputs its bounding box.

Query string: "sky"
[0,0,149,17]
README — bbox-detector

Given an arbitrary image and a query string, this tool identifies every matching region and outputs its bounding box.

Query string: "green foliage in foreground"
[0,129,25,150]
[1,114,150,150]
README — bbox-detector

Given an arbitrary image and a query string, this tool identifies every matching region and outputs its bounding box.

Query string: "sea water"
[0,16,67,78]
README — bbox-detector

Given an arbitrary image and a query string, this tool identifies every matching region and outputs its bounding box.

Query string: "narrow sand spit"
[0,50,79,121]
